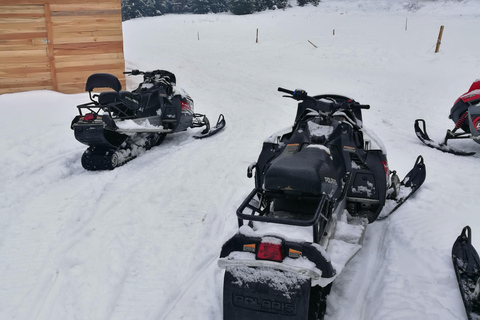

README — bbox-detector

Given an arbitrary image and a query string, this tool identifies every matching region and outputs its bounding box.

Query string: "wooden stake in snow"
[333,29,335,35]
[198,31,199,40]
[308,40,318,48]
[405,18,408,31]
[435,25,444,53]
[256,28,258,43]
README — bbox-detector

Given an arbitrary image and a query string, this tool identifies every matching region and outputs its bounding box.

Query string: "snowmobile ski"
[452,226,480,320]
[378,155,427,220]
[193,114,226,139]
[414,119,475,156]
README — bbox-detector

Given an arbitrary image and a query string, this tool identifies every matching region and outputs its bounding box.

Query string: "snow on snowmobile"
[415,79,480,156]
[71,69,226,170]
[218,88,426,320]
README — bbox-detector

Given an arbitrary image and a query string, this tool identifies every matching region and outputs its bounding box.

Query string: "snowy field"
[1,0,480,319]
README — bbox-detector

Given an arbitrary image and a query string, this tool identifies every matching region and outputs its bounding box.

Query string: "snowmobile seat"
[264,145,342,197]
[98,91,120,105]
[85,73,122,92]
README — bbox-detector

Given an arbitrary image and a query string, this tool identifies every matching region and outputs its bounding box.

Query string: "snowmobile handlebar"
[278,87,309,101]
[123,70,143,75]
[278,87,370,110]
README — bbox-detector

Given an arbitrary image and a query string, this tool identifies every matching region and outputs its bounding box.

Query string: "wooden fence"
[0,0,126,94]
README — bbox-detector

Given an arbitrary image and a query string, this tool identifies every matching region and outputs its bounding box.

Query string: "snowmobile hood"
[455,79,480,104]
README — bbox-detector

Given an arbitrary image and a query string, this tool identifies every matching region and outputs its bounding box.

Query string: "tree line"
[121,0,320,20]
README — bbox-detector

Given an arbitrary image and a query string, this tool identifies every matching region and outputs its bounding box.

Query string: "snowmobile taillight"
[382,160,389,175]
[84,113,96,121]
[257,242,283,262]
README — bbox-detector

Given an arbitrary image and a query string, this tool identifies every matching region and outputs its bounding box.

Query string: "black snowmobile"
[71,69,226,170]
[218,88,426,320]
[415,79,480,156]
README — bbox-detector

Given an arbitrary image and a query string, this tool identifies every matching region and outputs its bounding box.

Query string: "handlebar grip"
[359,104,370,109]
[278,87,294,95]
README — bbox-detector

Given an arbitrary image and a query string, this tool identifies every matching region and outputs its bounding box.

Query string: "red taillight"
[382,160,389,175]
[257,242,283,262]
[84,113,95,121]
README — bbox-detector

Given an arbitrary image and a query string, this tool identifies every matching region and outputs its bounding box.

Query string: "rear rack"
[236,189,332,243]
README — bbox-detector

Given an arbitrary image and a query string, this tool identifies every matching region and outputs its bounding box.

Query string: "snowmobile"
[218,88,426,320]
[71,69,226,170]
[415,79,480,156]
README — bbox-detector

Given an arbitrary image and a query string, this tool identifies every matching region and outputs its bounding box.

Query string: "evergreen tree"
[209,0,229,13]
[190,0,211,13]
[121,0,165,20]
[297,0,319,7]
[228,0,255,15]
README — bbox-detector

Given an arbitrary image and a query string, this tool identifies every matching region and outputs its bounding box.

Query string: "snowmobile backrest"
[85,73,122,92]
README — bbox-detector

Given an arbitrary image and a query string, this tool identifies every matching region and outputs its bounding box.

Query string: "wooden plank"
[0,49,47,59]
[53,41,124,55]
[1,0,119,5]
[53,35,123,45]
[0,66,51,76]
[50,2,120,11]
[0,13,45,18]
[54,52,124,63]
[52,14,121,26]
[0,23,47,35]
[51,9,121,16]
[0,42,47,51]
[52,28,122,39]
[51,23,121,34]
[0,54,49,64]
[0,61,50,69]
[0,17,46,24]
[0,5,45,14]
[56,62,125,74]
[0,32,48,40]
[55,57,124,68]
[0,69,51,79]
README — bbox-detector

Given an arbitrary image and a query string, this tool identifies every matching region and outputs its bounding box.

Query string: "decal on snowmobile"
[461,90,480,103]
[71,69,226,170]
[219,87,426,320]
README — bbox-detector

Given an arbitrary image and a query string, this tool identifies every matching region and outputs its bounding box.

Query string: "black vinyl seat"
[264,145,341,197]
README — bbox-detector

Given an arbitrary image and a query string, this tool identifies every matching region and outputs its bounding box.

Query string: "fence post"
[435,25,444,53]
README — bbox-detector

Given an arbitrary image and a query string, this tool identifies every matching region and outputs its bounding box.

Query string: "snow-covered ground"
[1,1,480,319]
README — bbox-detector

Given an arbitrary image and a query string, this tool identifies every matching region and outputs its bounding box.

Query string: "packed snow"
[1,0,480,319]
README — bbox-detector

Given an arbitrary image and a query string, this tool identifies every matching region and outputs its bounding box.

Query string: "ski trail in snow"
[325,221,390,320]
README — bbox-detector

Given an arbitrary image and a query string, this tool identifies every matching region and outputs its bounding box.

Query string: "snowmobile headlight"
[257,242,283,262]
